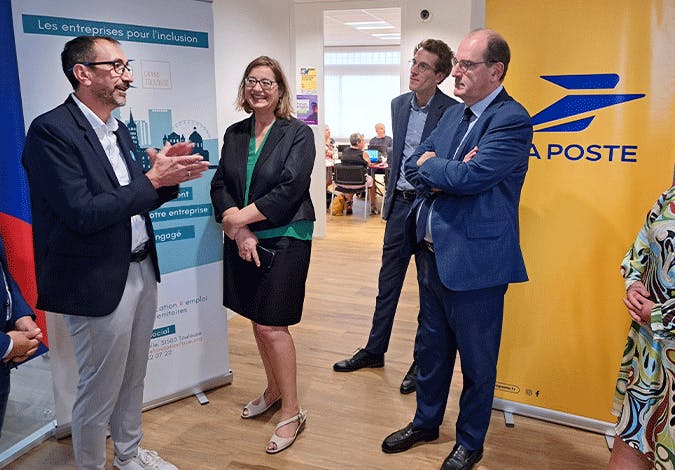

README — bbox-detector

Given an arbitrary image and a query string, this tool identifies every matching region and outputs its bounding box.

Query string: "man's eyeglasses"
[72,60,134,75]
[408,58,435,73]
[244,77,277,90]
[451,58,496,73]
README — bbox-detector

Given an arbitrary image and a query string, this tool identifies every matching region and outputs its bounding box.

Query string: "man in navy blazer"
[334,39,458,394]
[0,235,42,437]
[21,36,208,470]
[382,29,533,470]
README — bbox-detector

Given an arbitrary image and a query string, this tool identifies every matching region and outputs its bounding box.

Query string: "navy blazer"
[383,88,458,220]
[0,238,35,358]
[210,116,315,230]
[404,88,533,290]
[21,96,177,317]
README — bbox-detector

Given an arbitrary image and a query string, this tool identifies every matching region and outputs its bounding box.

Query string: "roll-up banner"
[11,0,230,433]
[487,0,674,433]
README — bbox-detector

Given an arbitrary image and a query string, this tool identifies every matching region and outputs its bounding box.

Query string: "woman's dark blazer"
[210,116,316,231]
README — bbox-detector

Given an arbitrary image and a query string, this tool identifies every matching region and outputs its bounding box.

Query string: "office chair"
[330,164,369,219]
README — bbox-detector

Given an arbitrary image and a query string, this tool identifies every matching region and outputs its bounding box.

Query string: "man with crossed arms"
[382,29,532,470]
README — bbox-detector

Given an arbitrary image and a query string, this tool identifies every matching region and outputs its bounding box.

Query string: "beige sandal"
[241,392,280,419]
[266,409,308,454]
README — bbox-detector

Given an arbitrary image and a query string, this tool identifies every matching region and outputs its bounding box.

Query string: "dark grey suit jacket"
[383,88,457,220]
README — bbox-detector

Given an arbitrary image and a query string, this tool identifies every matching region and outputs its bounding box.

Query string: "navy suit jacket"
[0,238,35,359]
[21,96,177,317]
[383,88,458,220]
[404,88,533,290]
[210,116,315,229]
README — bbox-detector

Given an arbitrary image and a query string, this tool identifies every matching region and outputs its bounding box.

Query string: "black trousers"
[364,193,419,356]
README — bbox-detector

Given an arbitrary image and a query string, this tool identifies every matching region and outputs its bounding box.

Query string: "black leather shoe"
[382,422,439,453]
[400,361,418,394]
[333,348,384,372]
[440,443,483,470]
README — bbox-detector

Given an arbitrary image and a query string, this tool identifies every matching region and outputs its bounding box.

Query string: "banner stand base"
[493,398,615,436]
[503,410,515,427]
[195,391,209,405]
[142,372,233,411]
[605,434,614,451]
[54,372,233,440]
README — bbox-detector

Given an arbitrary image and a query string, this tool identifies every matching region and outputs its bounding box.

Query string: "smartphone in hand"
[256,245,276,270]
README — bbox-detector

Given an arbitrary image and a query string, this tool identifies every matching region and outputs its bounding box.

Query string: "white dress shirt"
[71,94,149,252]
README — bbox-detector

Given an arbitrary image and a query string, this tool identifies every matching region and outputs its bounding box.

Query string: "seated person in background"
[325,125,336,191]
[324,125,336,160]
[369,123,393,157]
[339,132,378,215]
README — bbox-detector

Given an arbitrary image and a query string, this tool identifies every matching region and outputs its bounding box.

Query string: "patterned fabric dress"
[613,186,675,469]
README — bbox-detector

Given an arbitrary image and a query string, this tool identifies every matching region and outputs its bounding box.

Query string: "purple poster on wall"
[296,94,318,125]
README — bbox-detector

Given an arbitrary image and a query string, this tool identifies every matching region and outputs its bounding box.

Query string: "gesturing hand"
[145,142,210,188]
[164,141,196,157]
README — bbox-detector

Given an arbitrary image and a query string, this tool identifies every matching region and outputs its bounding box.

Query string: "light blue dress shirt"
[397,94,436,192]
[424,85,504,242]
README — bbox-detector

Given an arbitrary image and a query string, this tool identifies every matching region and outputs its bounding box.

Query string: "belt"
[424,240,434,254]
[130,242,150,263]
[395,189,417,201]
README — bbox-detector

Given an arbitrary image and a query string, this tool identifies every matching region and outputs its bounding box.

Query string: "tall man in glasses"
[22,36,209,470]
[333,39,457,394]
[382,29,532,470]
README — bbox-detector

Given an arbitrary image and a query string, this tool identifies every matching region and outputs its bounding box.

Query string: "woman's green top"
[244,119,313,241]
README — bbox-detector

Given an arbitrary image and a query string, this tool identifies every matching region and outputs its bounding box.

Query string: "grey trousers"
[63,258,157,470]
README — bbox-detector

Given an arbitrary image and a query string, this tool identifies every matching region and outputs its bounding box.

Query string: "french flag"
[0,1,48,351]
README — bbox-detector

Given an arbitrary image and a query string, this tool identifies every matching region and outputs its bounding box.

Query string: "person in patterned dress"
[609,184,675,470]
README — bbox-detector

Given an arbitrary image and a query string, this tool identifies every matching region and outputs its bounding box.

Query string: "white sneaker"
[114,448,178,470]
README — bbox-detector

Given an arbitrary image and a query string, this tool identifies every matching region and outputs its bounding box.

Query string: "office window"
[324,47,400,141]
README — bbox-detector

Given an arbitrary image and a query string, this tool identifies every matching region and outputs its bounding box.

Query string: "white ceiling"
[324,8,401,47]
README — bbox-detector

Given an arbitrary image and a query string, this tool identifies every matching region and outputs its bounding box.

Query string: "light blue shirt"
[397,93,435,192]
[451,85,504,159]
[424,85,504,242]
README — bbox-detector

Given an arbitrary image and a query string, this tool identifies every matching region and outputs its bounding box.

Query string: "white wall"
[212,0,486,238]
[212,0,294,134]
[295,0,399,236]
[212,0,331,237]
[400,0,483,97]
[293,0,482,236]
